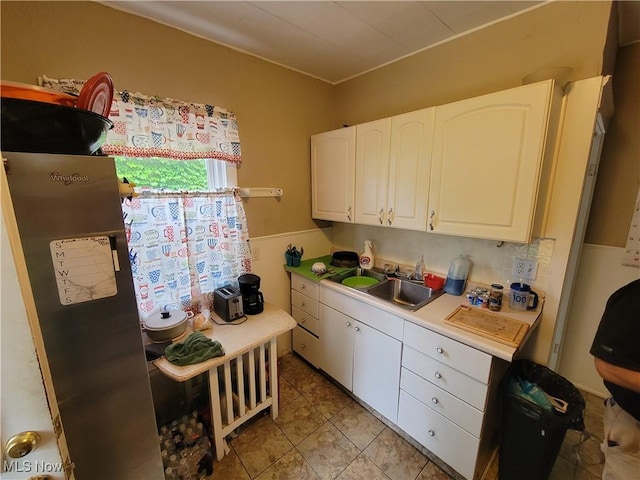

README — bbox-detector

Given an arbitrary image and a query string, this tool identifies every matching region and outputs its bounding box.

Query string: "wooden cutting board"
[444,306,529,347]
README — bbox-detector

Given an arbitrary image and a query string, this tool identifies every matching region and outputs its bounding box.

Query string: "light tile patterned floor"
[210,353,605,480]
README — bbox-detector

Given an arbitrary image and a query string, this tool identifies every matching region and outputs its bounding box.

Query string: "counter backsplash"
[330,223,554,296]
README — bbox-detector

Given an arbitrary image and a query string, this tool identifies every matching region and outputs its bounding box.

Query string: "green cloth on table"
[165,332,225,366]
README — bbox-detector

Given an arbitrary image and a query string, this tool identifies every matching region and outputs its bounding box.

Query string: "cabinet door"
[353,321,401,423]
[311,127,356,222]
[355,118,391,226]
[429,81,554,241]
[319,304,353,390]
[387,108,434,231]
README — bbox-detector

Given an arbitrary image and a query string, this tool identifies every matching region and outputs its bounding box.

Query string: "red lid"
[77,72,113,117]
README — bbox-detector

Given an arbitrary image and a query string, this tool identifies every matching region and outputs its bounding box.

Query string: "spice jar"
[489,284,503,311]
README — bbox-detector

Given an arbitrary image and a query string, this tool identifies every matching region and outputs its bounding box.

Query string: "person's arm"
[594,357,640,393]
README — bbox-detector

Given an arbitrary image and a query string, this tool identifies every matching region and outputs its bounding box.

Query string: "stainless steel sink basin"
[366,278,443,311]
[327,268,444,311]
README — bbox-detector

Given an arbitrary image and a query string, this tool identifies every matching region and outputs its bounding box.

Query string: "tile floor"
[209,353,605,480]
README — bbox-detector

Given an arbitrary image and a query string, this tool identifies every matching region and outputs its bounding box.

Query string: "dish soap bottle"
[444,254,470,295]
[360,240,374,270]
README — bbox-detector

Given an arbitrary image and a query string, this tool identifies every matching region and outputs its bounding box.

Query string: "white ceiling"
[100,1,638,85]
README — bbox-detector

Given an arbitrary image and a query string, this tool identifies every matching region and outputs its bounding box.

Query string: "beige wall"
[586,43,640,247]
[0,1,334,238]
[332,1,612,124]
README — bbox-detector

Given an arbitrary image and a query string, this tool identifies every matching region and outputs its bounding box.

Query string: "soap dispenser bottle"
[444,254,470,295]
[360,240,374,270]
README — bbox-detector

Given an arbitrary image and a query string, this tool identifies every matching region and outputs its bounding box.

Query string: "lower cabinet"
[318,288,402,423]
[398,390,480,480]
[399,321,508,480]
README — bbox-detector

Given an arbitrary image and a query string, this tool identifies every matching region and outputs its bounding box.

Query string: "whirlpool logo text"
[49,172,89,185]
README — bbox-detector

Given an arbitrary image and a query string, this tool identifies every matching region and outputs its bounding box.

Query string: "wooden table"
[154,303,296,460]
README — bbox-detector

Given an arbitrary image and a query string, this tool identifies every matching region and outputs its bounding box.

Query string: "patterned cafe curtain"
[122,190,252,318]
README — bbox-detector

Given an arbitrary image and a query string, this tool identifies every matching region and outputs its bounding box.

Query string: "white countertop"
[319,279,542,362]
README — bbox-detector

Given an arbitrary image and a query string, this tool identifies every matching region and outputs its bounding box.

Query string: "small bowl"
[424,273,445,290]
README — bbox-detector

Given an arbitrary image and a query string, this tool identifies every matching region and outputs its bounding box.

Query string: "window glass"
[114,156,234,191]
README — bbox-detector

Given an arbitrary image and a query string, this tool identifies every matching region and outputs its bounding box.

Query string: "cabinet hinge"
[63,457,75,479]
[53,414,62,439]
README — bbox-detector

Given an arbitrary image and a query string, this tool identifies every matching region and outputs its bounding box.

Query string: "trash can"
[499,359,585,480]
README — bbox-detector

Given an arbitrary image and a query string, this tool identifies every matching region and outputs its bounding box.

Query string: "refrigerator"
[3,152,164,479]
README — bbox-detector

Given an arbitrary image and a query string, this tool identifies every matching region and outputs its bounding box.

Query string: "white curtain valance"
[40,74,242,164]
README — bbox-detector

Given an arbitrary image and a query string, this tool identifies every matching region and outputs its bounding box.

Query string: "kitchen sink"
[327,268,387,286]
[327,267,443,311]
[366,278,443,311]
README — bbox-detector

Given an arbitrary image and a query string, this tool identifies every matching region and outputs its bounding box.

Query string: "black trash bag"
[504,359,586,431]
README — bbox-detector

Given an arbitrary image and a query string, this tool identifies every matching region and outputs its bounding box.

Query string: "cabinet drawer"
[398,390,479,480]
[292,306,320,337]
[291,290,318,318]
[320,285,403,340]
[402,346,488,411]
[401,367,482,437]
[403,321,491,383]
[292,325,321,368]
[291,275,319,300]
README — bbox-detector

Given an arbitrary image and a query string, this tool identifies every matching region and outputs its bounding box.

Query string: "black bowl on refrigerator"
[1,97,112,155]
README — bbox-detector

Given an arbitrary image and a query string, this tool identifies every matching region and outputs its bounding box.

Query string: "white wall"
[248,228,333,356]
[558,244,639,397]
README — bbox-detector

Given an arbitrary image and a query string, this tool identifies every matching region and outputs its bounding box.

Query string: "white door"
[429,81,554,241]
[387,108,434,231]
[318,304,353,390]
[311,127,356,223]
[1,206,68,479]
[354,118,391,226]
[352,321,402,423]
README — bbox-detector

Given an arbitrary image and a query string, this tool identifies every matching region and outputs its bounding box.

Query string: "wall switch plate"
[512,258,537,280]
[252,247,260,261]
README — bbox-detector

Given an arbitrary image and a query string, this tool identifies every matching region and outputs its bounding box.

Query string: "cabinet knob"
[346,321,351,327]
[428,429,435,437]
[301,344,306,349]
[432,397,439,404]
[301,284,306,290]
[436,346,444,354]
[300,318,306,324]
[301,301,305,307]
[354,326,360,332]
[434,371,442,379]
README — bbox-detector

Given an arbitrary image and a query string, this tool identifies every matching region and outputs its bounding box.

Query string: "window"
[114,157,237,191]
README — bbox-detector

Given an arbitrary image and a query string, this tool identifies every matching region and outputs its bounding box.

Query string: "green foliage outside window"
[114,156,208,191]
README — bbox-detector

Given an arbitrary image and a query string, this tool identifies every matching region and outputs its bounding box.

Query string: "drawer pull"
[431,397,439,404]
[434,371,442,379]
[301,284,306,290]
[300,318,306,324]
[355,326,360,332]
[301,344,306,349]
[301,301,306,307]
[346,321,351,327]
[428,429,435,437]
[436,347,444,354]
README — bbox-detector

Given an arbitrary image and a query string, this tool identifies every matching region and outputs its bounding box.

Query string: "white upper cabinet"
[355,109,434,231]
[311,126,356,223]
[428,80,561,242]
[354,118,391,226]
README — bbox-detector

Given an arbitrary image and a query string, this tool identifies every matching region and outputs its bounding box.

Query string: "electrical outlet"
[512,258,537,280]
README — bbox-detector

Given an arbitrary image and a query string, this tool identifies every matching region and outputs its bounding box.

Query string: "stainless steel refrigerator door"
[4,152,164,480]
